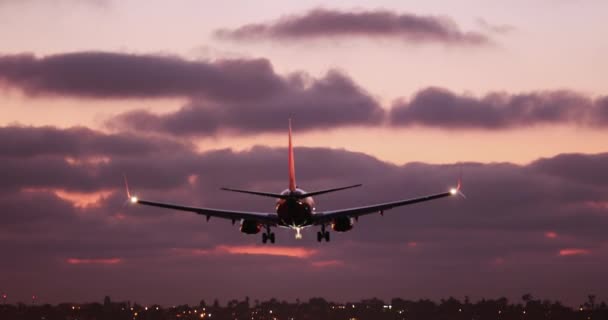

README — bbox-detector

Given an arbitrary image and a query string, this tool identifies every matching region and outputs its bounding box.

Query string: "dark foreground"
[1,295,606,320]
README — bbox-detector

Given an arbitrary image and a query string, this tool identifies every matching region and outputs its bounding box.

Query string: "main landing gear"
[262,225,275,244]
[317,225,330,242]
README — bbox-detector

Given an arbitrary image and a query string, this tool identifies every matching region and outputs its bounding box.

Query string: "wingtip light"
[130,196,138,204]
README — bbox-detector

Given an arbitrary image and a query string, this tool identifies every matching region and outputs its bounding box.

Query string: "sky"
[0,0,607,307]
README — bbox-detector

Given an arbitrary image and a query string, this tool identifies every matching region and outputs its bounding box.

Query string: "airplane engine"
[331,216,354,232]
[240,220,262,234]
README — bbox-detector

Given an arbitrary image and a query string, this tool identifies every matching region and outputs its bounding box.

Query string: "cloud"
[0,125,194,192]
[0,125,190,158]
[545,231,558,239]
[4,51,608,134]
[389,87,608,129]
[217,245,317,258]
[530,152,608,187]
[216,8,491,45]
[108,70,384,136]
[558,248,590,257]
[171,245,317,258]
[0,52,287,100]
[1,125,608,304]
[66,258,123,265]
[310,259,344,268]
[0,52,384,135]
[476,18,515,34]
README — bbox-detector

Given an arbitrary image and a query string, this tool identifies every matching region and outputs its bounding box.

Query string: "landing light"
[130,196,138,203]
[450,188,457,195]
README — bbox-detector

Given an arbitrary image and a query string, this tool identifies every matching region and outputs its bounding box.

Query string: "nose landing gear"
[262,225,275,244]
[317,225,330,242]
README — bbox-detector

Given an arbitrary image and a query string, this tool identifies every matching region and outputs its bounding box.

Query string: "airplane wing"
[131,198,281,225]
[124,175,279,225]
[311,188,460,225]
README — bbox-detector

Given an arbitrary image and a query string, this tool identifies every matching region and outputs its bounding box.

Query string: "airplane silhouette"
[126,120,463,243]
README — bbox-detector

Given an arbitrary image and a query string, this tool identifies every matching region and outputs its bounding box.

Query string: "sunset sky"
[1,0,607,306]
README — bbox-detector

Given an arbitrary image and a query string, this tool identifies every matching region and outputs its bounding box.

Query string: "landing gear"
[317,231,330,242]
[317,225,330,242]
[262,226,275,244]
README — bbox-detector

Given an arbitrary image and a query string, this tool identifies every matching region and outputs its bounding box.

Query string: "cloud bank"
[390,87,608,129]
[1,124,607,304]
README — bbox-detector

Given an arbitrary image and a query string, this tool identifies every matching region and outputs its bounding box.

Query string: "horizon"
[0,0,607,307]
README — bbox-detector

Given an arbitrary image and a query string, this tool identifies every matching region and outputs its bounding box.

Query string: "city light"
[0,297,604,319]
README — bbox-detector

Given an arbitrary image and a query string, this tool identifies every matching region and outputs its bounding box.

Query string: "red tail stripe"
[288,119,297,191]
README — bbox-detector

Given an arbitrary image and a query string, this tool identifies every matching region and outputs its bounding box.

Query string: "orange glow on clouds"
[545,231,558,239]
[64,156,111,165]
[66,258,122,265]
[22,187,114,208]
[54,189,114,208]
[218,245,317,258]
[172,245,317,259]
[558,248,590,256]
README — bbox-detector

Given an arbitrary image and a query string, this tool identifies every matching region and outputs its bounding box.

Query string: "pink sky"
[1,0,607,164]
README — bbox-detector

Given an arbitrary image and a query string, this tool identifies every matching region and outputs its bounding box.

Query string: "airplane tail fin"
[288,118,297,192]
[220,120,360,200]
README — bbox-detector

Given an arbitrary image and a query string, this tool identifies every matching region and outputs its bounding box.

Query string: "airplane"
[125,120,464,243]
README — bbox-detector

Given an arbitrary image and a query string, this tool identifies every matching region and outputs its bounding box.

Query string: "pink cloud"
[187,174,199,186]
[311,260,344,268]
[558,249,590,256]
[66,258,123,265]
[218,245,317,258]
[21,187,114,208]
[545,231,558,239]
[584,201,608,209]
[172,245,317,259]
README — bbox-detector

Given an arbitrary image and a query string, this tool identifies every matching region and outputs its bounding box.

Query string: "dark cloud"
[0,52,287,100]
[0,125,190,158]
[1,125,608,305]
[530,153,608,187]
[108,70,384,135]
[216,9,491,45]
[0,125,194,192]
[0,52,384,135]
[389,87,608,129]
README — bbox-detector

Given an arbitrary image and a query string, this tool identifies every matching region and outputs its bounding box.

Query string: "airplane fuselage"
[275,189,315,227]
